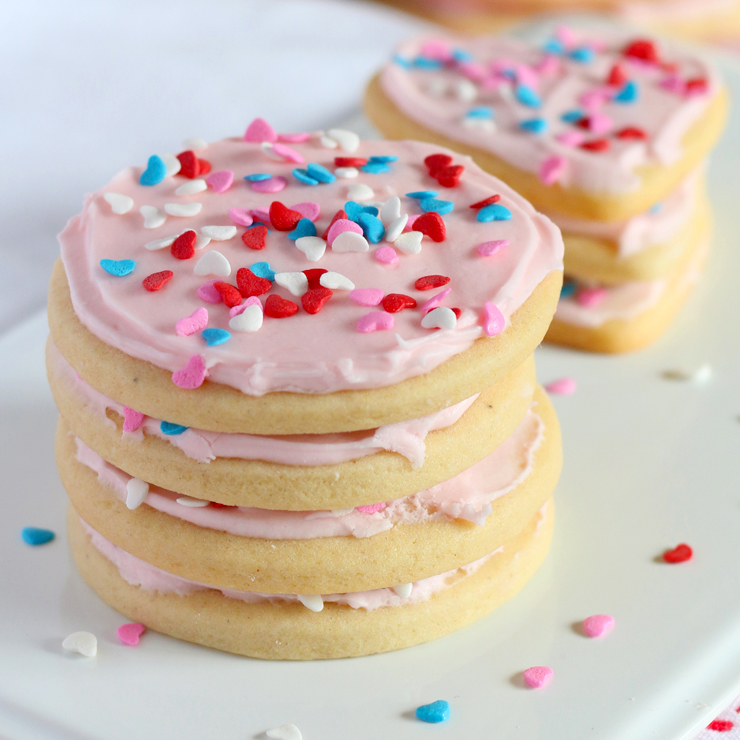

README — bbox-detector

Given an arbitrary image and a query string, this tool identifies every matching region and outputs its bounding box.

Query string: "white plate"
[2,64,740,740]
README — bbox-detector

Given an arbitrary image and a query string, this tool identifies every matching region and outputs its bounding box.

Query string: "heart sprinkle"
[582,614,615,638]
[415,700,450,723]
[122,407,145,432]
[125,478,149,510]
[103,192,134,214]
[523,666,553,688]
[172,355,207,389]
[357,311,395,333]
[117,623,146,646]
[478,240,509,257]
[545,377,577,395]
[100,259,135,277]
[266,724,302,740]
[63,632,98,658]
[176,307,209,336]
[142,270,173,292]
[139,155,167,186]
[21,527,55,546]
[483,302,505,336]
[663,543,693,563]
[415,275,450,291]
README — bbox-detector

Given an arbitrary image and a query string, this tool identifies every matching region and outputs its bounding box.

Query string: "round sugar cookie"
[366,29,728,223]
[56,385,560,593]
[49,339,536,509]
[67,499,554,660]
[51,131,563,435]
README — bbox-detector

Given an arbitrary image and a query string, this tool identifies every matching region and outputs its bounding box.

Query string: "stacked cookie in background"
[47,122,564,659]
[365,24,727,352]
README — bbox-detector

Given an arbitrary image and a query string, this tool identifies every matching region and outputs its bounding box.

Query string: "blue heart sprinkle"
[649,202,663,214]
[614,80,639,104]
[244,173,271,182]
[357,212,385,243]
[420,197,454,215]
[466,106,494,119]
[477,203,513,222]
[406,190,438,199]
[21,527,55,546]
[161,421,188,436]
[452,48,474,62]
[570,46,595,64]
[393,54,412,68]
[202,328,231,346]
[543,39,564,55]
[288,218,317,241]
[139,155,167,186]
[251,261,276,281]
[519,118,548,134]
[413,56,444,70]
[361,162,391,174]
[416,700,450,724]
[560,281,577,299]
[369,155,399,164]
[515,85,541,108]
[561,109,584,123]
[100,259,135,277]
[344,201,363,223]
[293,168,319,186]
[307,163,336,184]
[362,205,379,217]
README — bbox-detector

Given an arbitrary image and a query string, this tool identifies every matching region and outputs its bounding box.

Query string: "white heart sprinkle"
[260,142,284,161]
[266,724,302,740]
[194,250,231,278]
[385,214,408,243]
[62,631,97,657]
[161,153,181,177]
[274,272,309,296]
[295,236,326,262]
[175,496,210,508]
[394,230,423,255]
[320,135,339,149]
[194,234,211,250]
[422,306,457,330]
[175,179,207,196]
[392,583,413,599]
[427,79,449,97]
[297,594,324,612]
[380,196,401,225]
[320,271,354,290]
[229,304,263,332]
[347,183,374,202]
[201,225,237,241]
[332,231,369,253]
[125,478,149,510]
[182,137,208,151]
[103,192,133,215]
[327,128,360,153]
[145,235,176,251]
[140,206,167,229]
[335,167,359,179]
[456,79,478,102]
[165,203,202,217]
[464,117,496,132]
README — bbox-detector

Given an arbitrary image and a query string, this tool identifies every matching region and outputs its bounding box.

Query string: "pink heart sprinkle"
[557,131,585,148]
[515,63,539,89]
[357,311,395,333]
[244,117,277,143]
[197,281,222,304]
[524,666,553,689]
[420,287,451,314]
[251,176,287,194]
[545,377,577,395]
[661,76,686,94]
[278,132,311,143]
[555,23,577,48]
[582,614,615,638]
[588,112,613,134]
[228,208,253,227]
[539,155,567,186]
[229,296,262,317]
[405,214,419,231]
[458,61,486,81]
[478,239,509,257]
[206,170,234,193]
[327,219,363,246]
[122,407,144,433]
[272,143,304,164]
[175,307,208,337]
[356,502,388,514]
[172,355,207,390]
[579,89,611,111]
[576,286,608,308]
[374,246,398,265]
[420,39,451,60]
[350,288,384,306]
[535,54,560,75]
[483,302,505,336]
[117,623,146,646]
[291,202,321,222]
[250,208,271,223]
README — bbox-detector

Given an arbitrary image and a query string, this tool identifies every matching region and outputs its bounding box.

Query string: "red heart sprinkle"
[382,293,417,313]
[171,230,197,260]
[435,164,464,187]
[424,153,453,175]
[302,287,333,314]
[197,159,211,175]
[269,201,302,231]
[576,116,592,130]
[708,720,733,732]
[335,157,367,167]
[213,282,242,308]
[607,64,627,87]
[236,268,271,297]
[686,78,709,95]
[142,270,174,292]
[242,225,268,250]
[616,127,647,140]
[663,543,692,563]
[451,307,462,319]
[303,268,328,290]
[623,39,660,63]
[321,209,348,240]
[580,139,610,152]
[210,502,237,509]
[176,150,199,178]
[414,212,447,242]
[264,294,299,318]
[415,275,450,291]
[469,195,501,209]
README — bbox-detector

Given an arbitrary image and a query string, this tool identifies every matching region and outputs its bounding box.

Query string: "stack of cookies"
[366,24,727,352]
[47,122,564,659]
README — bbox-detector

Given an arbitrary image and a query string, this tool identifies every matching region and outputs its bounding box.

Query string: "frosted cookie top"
[379,26,720,193]
[59,122,562,396]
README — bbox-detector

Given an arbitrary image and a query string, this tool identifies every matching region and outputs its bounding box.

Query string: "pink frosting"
[59,135,562,395]
[51,342,476,467]
[73,405,544,539]
[380,29,719,194]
